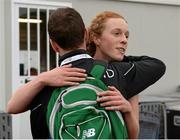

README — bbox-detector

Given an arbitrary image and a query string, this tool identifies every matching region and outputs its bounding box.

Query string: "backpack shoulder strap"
[90,60,108,79]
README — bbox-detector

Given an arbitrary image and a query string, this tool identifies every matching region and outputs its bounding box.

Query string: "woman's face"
[95,18,129,62]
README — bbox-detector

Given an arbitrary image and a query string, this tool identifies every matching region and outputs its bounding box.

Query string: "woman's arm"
[111,56,166,99]
[96,86,139,138]
[7,65,87,114]
[125,95,139,139]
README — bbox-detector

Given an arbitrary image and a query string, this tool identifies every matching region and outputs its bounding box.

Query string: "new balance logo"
[82,128,96,138]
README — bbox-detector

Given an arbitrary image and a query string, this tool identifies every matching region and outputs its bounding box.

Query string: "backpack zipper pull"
[76,124,80,137]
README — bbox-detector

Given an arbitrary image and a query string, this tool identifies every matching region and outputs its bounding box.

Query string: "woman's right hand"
[39,64,87,87]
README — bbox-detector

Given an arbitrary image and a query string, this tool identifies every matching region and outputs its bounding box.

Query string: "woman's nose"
[120,34,128,44]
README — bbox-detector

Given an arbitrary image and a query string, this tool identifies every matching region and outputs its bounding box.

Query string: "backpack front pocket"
[59,106,112,139]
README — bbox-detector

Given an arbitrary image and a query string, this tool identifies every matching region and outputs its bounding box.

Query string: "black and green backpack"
[46,62,128,139]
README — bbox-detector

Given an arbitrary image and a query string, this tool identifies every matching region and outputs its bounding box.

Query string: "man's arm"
[7,65,87,114]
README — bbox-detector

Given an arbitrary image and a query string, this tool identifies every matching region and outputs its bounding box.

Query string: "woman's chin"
[117,55,124,61]
[112,56,124,61]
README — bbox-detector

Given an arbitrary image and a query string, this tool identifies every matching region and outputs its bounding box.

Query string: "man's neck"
[59,43,86,56]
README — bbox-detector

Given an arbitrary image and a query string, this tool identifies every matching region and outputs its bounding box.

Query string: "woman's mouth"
[117,47,125,54]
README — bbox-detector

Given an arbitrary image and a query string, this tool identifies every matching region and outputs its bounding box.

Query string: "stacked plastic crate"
[138,102,165,139]
[139,93,180,139]
[0,111,12,139]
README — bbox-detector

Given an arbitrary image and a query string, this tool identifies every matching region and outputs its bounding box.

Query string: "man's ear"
[50,39,60,53]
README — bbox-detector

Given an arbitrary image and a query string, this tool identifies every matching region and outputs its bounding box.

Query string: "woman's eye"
[125,32,129,39]
[113,32,120,36]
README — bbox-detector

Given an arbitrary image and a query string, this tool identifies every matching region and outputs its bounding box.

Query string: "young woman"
[87,11,139,138]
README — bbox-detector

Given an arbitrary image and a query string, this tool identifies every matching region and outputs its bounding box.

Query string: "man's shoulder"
[30,86,55,110]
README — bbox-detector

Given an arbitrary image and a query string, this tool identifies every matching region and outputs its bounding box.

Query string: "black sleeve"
[28,89,43,111]
[111,56,166,99]
[29,86,53,139]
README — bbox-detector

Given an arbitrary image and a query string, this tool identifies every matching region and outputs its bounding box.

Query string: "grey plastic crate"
[139,102,165,139]
[0,111,12,139]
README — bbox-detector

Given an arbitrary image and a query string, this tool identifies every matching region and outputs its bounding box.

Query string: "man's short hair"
[48,7,85,50]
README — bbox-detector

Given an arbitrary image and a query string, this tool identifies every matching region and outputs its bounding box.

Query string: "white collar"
[60,53,92,66]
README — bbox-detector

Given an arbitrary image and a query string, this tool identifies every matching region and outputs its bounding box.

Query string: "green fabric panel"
[63,88,97,104]
[90,65,106,79]
[46,88,61,127]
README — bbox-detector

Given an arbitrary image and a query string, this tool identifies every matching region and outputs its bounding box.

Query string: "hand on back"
[39,64,87,87]
[97,86,132,113]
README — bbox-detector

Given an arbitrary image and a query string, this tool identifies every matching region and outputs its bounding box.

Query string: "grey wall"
[2,0,13,112]
[5,0,13,110]
[0,0,5,111]
[0,0,13,111]
[47,0,180,95]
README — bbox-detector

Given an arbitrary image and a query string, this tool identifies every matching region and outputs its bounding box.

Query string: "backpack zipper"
[49,89,67,138]
[58,89,67,111]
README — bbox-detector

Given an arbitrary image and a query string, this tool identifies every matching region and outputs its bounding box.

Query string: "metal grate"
[0,112,12,139]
